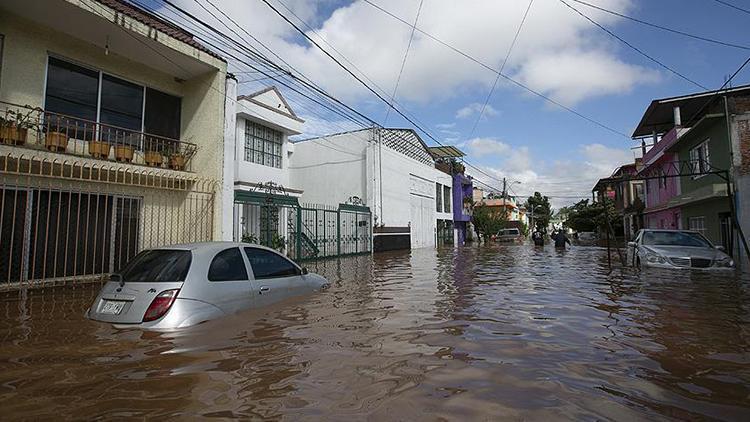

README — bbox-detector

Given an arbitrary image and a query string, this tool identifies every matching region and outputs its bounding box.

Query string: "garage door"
[409,175,435,249]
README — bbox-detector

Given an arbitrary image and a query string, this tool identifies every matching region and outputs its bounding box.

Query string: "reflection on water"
[1,245,749,420]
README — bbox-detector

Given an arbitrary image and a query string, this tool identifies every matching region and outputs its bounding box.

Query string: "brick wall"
[739,119,750,175]
[731,96,750,114]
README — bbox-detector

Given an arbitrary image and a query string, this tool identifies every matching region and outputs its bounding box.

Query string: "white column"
[220,75,238,241]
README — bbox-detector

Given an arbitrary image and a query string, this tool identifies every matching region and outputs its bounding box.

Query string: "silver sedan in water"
[628,229,734,270]
[86,242,329,330]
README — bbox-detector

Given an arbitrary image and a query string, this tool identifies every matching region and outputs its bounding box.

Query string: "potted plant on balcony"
[43,116,71,152]
[168,144,186,170]
[114,133,138,163]
[167,140,196,171]
[0,109,36,146]
[144,137,165,167]
[89,139,111,159]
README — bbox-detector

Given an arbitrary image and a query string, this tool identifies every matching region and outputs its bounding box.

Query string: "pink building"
[640,128,683,229]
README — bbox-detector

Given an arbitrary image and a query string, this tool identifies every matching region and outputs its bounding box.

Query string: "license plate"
[101,300,126,315]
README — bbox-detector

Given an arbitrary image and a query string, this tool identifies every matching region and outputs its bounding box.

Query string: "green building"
[665,113,733,248]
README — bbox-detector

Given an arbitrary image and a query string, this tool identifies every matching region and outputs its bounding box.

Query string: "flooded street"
[1,245,749,420]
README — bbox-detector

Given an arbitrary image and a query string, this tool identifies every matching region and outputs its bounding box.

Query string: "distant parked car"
[496,228,523,243]
[627,229,734,269]
[87,242,330,330]
[575,231,599,245]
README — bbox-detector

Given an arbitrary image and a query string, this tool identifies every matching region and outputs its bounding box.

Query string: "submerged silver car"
[628,229,734,269]
[87,242,329,330]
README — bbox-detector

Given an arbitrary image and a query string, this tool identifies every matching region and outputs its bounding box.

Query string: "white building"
[291,128,452,251]
[227,86,305,244]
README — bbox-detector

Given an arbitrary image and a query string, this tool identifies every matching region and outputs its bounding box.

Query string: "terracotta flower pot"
[115,145,134,163]
[89,141,111,159]
[45,131,68,152]
[145,150,163,167]
[0,125,27,146]
[169,153,186,171]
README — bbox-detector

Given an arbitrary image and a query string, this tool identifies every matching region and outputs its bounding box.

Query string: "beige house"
[0,0,230,286]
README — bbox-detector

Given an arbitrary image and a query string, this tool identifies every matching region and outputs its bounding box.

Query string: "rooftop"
[632,84,750,138]
[97,0,223,60]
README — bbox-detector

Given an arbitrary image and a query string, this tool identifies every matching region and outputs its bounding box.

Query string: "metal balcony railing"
[0,101,197,171]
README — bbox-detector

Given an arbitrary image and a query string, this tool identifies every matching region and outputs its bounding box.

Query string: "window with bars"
[690,139,710,179]
[436,183,443,213]
[688,216,706,235]
[244,120,282,168]
[443,185,451,213]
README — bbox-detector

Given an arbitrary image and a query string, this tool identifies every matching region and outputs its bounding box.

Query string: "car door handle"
[259,286,270,294]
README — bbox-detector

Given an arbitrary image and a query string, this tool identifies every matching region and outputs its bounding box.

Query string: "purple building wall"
[452,173,472,244]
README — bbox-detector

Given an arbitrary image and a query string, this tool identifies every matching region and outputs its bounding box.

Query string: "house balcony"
[1,101,197,172]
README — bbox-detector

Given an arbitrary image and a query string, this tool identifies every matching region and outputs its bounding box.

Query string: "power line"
[711,0,750,16]
[384,0,423,125]
[193,0,372,127]
[468,0,534,140]
[682,54,750,128]
[558,0,708,90]
[360,0,631,139]
[257,0,512,190]
[570,0,750,50]
[156,0,374,128]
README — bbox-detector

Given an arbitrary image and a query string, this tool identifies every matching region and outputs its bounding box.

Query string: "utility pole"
[502,177,507,200]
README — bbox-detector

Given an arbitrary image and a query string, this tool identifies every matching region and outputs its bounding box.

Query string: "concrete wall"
[680,200,730,246]
[290,130,370,207]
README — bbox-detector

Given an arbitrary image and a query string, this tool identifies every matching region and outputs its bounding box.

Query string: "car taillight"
[143,289,179,322]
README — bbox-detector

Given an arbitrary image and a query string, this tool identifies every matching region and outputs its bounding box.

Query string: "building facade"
[630,85,750,255]
[291,128,452,251]
[0,0,228,286]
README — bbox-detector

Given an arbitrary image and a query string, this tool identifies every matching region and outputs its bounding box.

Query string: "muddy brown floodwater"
[1,245,749,420]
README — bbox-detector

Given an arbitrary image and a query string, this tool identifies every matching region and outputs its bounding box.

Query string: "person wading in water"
[552,229,571,249]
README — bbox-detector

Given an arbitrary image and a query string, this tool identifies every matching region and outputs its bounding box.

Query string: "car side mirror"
[301,267,309,275]
[715,245,726,252]
[627,242,636,248]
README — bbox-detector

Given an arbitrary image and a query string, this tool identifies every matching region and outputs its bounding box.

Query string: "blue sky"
[166,0,750,207]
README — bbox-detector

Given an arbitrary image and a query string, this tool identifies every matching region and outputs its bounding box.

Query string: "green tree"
[472,204,507,242]
[566,199,623,235]
[524,192,552,232]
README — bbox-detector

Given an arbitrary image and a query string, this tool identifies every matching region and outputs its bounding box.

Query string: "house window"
[689,216,706,235]
[45,57,99,123]
[244,120,282,168]
[44,57,181,143]
[690,139,711,178]
[436,183,443,212]
[443,185,451,213]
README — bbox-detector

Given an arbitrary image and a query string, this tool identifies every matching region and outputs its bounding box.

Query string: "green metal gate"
[233,190,371,261]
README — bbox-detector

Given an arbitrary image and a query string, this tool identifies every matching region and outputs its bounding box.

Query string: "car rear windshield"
[118,249,192,282]
[642,231,712,248]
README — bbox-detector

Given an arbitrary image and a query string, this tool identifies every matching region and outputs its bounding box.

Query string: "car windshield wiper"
[110,273,124,288]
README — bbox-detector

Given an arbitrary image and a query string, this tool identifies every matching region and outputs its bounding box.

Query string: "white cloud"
[515,50,660,104]
[468,143,635,209]
[465,137,510,156]
[436,123,456,129]
[456,103,499,119]
[178,0,656,106]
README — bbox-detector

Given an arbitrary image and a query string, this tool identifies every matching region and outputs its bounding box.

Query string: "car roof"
[640,229,702,234]
[150,241,280,253]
